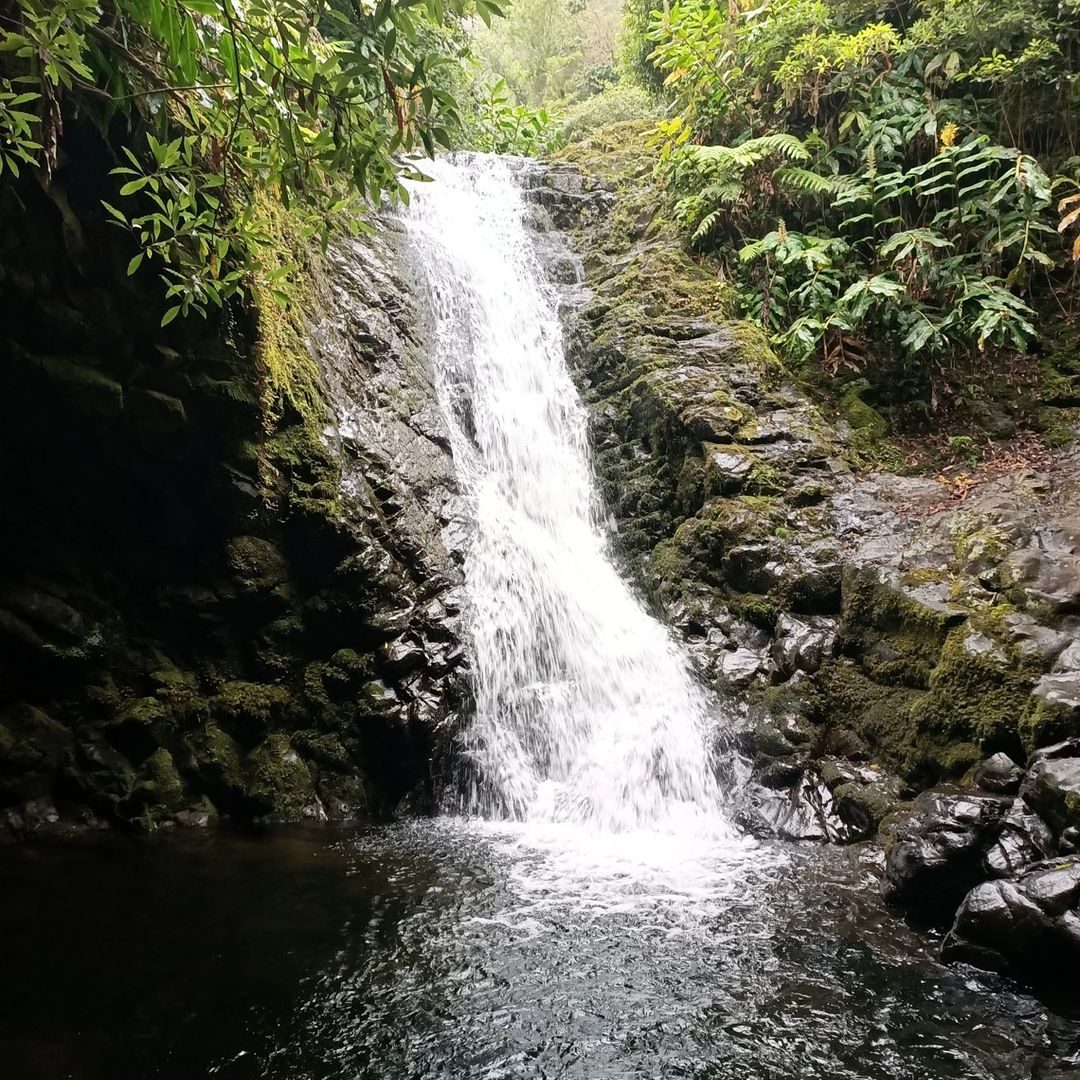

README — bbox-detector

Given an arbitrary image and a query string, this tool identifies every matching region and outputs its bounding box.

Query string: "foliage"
[559,78,660,140]
[471,0,587,105]
[0,0,500,323]
[468,77,562,153]
[642,0,1080,415]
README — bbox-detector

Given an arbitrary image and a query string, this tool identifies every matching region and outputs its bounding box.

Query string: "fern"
[775,166,838,195]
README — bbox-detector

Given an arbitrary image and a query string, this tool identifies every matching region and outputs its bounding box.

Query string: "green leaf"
[120,177,151,196]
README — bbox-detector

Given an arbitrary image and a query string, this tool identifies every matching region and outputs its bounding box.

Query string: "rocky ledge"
[884,738,1080,985]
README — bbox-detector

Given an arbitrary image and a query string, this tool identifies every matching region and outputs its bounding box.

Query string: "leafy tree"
[468,76,562,152]
[0,0,503,323]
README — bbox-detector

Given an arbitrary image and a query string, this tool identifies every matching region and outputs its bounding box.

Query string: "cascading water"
[403,155,731,836]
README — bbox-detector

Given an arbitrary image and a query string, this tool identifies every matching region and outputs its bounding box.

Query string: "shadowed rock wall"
[0,128,465,833]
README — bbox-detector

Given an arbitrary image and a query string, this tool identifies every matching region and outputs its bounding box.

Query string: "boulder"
[1021,744,1080,835]
[974,752,1023,796]
[770,613,837,677]
[819,758,904,841]
[883,791,1010,920]
[1032,672,1080,727]
[982,798,1054,878]
[942,857,1080,980]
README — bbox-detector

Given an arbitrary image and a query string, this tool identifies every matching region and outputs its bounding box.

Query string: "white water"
[403,155,733,840]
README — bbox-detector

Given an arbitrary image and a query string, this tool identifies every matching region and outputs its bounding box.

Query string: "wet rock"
[974,752,1023,796]
[1054,638,1080,673]
[883,791,1010,920]
[741,772,845,842]
[720,646,765,685]
[736,719,799,761]
[820,761,905,841]
[770,613,836,677]
[942,856,1080,979]
[1032,673,1080,727]
[1005,613,1072,664]
[225,536,289,595]
[1021,743,1080,835]
[983,798,1054,878]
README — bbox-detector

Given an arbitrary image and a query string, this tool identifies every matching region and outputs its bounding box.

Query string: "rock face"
[518,133,1080,992]
[524,132,1078,805]
[0,124,465,832]
[883,790,1011,919]
[942,858,1080,979]
[877,742,1080,984]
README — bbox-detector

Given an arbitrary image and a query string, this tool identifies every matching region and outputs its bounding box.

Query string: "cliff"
[0,124,466,832]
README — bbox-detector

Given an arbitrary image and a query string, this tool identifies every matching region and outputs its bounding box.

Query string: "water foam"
[403,155,734,838]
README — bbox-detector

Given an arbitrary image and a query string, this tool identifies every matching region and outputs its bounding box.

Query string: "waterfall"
[403,155,729,835]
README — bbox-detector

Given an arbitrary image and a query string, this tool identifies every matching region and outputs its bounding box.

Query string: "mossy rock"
[316,770,370,820]
[841,567,965,687]
[225,535,289,594]
[128,747,187,821]
[182,721,246,800]
[210,681,293,742]
[245,732,316,819]
[909,619,1037,762]
[0,703,73,774]
[839,379,887,438]
[808,659,928,781]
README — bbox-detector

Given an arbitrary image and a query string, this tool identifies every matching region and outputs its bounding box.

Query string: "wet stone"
[883,791,1010,921]
[942,856,1080,978]
[1021,748,1080,835]
[983,798,1054,878]
[974,752,1023,796]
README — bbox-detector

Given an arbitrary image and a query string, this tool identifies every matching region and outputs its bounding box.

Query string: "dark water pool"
[2,821,1079,1080]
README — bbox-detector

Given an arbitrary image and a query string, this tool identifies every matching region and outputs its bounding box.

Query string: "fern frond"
[775,166,836,195]
[692,210,721,241]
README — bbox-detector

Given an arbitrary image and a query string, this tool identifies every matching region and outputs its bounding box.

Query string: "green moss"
[550,120,658,182]
[1035,406,1077,449]
[648,537,688,587]
[226,534,288,592]
[291,731,352,769]
[909,618,1036,761]
[184,721,245,793]
[248,189,326,430]
[134,747,186,817]
[1019,691,1078,753]
[245,732,316,818]
[316,771,370,818]
[265,423,342,516]
[839,379,887,437]
[211,681,292,741]
[841,567,964,687]
[733,593,778,631]
[809,659,926,780]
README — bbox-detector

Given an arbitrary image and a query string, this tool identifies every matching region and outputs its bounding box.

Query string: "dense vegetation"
[0,0,562,324]
[634,0,1080,421]
[4,0,1078,432]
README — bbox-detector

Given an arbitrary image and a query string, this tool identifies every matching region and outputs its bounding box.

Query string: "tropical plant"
[469,77,562,154]
[641,0,1080,411]
[0,0,502,323]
